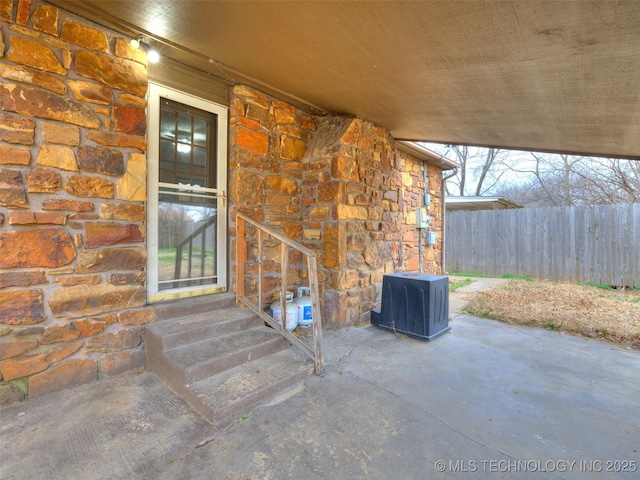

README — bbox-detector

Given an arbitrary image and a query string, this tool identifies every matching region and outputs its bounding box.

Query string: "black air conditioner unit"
[371,273,450,341]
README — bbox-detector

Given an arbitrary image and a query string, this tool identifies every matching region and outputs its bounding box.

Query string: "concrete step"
[153,292,237,321]
[165,326,290,384]
[147,307,262,351]
[187,348,313,425]
[146,298,314,425]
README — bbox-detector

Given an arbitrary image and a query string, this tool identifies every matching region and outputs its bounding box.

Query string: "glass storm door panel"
[147,84,228,302]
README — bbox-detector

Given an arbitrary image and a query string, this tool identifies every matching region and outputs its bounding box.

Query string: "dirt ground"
[458,278,640,350]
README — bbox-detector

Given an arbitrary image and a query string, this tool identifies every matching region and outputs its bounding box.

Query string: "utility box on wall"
[415,207,429,229]
[370,272,450,341]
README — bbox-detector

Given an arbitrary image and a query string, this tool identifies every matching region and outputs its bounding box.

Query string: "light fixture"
[130,35,160,63]
[147,49,160,63]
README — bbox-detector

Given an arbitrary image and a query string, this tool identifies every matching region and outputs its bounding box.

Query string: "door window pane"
[160,109,176,140]
[159,98,216,189]
[193,147,207,177]
[177,147,191,173]
[177,113,192,143]
[194,118,208,147]
[157,196,218,290]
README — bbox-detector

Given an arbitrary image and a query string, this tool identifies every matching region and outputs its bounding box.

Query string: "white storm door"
[147,84,228,302]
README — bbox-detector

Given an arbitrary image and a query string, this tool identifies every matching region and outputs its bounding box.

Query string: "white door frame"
[147,83,228,302]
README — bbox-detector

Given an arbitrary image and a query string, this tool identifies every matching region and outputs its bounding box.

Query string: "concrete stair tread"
[148,307,259,338]
[153,292,236,321]
[188,348,313,421]
[164,326,287,371]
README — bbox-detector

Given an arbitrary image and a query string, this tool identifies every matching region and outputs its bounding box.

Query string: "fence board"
[446,203,640,286]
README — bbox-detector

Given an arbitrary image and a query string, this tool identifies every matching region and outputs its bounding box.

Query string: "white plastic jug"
[270,291,298,331]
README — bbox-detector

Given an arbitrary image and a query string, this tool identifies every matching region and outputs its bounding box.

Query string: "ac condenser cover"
[371,273,450,341]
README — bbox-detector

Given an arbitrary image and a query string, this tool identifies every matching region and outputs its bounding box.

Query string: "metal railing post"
[236,215,246,306]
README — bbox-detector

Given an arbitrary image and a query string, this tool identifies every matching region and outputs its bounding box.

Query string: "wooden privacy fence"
[445,203,640,287]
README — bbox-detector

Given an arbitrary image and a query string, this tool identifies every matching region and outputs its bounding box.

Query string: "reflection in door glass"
[157,97,219,290]
[194,118,208,147]
[159,98,216,189]
[177,113,192,144]
[157,192,218,290]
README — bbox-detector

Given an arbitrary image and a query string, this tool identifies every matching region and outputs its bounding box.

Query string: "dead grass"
[463,280,640,350]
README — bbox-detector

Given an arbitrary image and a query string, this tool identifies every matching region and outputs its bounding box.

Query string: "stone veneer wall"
[0,0,150,405]
[229,85,318,302]
[229,86,443,328]
[302,117,443,327]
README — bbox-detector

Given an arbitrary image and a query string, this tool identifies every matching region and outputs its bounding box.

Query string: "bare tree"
[571,157,640,204]
[441,145,507,196]
[524,152,583,206]
[426,142,640,206]
[158,203,191,248]
[500,153,640,207]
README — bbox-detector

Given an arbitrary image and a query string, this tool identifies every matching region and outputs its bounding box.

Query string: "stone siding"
[229,85,318,305]
[229,86,444,328]
[303,117,444,327]
[0,0,149,405]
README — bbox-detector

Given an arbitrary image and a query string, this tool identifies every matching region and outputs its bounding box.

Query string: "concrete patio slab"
[1,315,639,479]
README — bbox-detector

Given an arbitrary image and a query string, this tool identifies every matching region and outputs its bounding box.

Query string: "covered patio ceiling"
[50,1,640,160]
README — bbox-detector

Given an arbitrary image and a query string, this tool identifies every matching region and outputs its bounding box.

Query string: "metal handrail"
[236,213,325,376]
